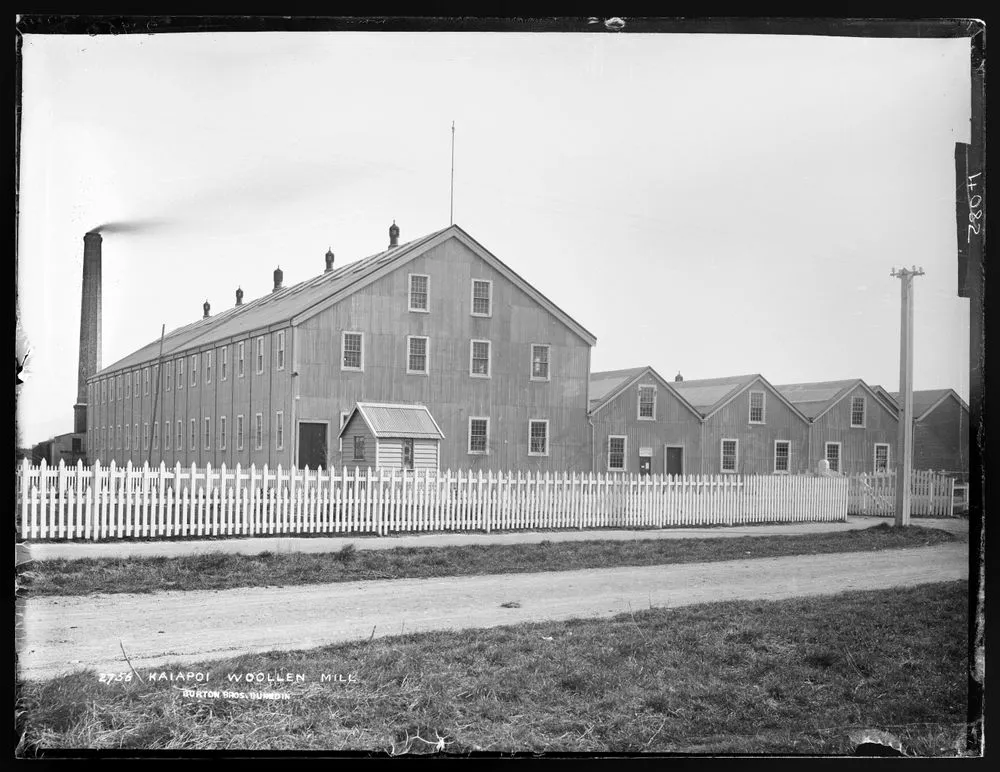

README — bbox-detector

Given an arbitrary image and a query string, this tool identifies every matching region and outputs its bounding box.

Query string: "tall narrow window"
[116,375,122,400]
[220,346,228,381]
[276,331,285,370]
[468,417,489,454]
[470,340,491,377]
[825,442,841,473]
[143,422,149,450]
[407,336,429,374]
[353,435,365,462]
[190,355,198,386]
[531,344,550,381]
[254,413,263,450]
[528,419,549,456]
[152,422,159,450]
[608,436,626,471]
[774,440,790,473]
[342,332,364,371]
[164,422,170,450]
[101,380,106,403]
[721,439,738,473]
[219,416,227,450]
[255,336,264,374]
[189,419,196,450]
[125,372,131,398]
[204,417,211,450]
[116,425,122,449]
[276,411,284,450]
[237,415,245,451]
[850,396,866,427]
[749,391,766,424]
[177,360,184,390]
[471,279,492,316]
[125,425,130,450]
[176,421,182,451]
[238,341,246,378]
[205,351,212,384]
[874,443,890,474]
[166,364,172,391]
[638,385,656,420]
[134,371,140,396]
[153,364,159,393]
[409,274,429,312]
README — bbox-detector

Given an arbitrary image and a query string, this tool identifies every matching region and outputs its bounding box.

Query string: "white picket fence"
[848,470,956,517]
[15,459,849,542]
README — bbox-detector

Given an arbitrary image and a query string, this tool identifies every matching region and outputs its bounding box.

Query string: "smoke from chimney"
[74,232,102,434]
[88,218,172,235]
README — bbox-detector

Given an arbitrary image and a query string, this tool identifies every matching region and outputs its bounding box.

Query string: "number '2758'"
[967,171,983,242]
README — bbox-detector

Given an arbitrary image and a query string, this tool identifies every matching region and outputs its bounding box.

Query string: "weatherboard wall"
[912,396,968,476]
[807,384,898,476]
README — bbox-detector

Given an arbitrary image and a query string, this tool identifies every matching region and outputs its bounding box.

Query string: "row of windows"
[92,333,287,405]
[340,333,551,380]
[95,413,284,453]
[407,275,494,317]
[605,437,891,474]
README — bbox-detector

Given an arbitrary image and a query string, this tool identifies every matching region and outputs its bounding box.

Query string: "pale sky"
[16,31,972,446]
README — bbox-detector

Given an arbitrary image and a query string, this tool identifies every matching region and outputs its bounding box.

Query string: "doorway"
[639,453,652,476]
[298,422,328,469]
[665,445,684,476]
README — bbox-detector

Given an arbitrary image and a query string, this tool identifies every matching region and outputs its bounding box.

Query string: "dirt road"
[16,542,968,681]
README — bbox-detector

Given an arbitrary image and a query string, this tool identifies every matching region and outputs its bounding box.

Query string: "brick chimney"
[273,266,284,292]
[325,247,335,273]
[675,371,683,382]
[236,287,244,306]
[74,231,102,434]
[203,300,211,318]
[388,220,399,249]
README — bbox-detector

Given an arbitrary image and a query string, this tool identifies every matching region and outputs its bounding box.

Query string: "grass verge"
[18,524,956,597]
[16,580,970,755]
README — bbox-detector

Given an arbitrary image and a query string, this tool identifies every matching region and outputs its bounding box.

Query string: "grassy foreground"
[16,581,970,755]
[18,523,955,597]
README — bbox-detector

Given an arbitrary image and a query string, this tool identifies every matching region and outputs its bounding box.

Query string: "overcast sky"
[17,30,972,446]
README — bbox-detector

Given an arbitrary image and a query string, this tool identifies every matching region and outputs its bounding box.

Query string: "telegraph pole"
[891,265,924,526]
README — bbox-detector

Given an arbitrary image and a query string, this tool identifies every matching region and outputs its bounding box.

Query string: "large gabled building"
[86,223,597,472]
[872,387,970,478]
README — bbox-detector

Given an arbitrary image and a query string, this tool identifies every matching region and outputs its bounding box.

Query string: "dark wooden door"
[638,455,652,476]
[666,446,684,476]
[298,422,327,469]
[402,438,414,470]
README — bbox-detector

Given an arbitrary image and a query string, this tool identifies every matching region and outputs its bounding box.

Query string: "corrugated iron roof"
[588,367,647,409]
[888,389,964,419]
[342,402,445,440]
[670,374,759,415]
[774,380,859,419]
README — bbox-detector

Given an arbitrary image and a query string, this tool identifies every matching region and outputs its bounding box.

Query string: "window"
[721,439,738,473]
[205,351,212,384]
[166,364,172,391]
[850,396,866,428]
[470,339,491,377]
[176,421,182,451]
[276,411,284,450]
[220,346,228,381]
[255,336,264,374]
[125,425,130,450]
[339,411,350,452]
[151,422,158,450]
[254,413,263,450]
[238,341,246,378]
[153,364,159,394]
[116,375,122,400]
[237,415,245,451]
[874,443,890,474]
[528,419,549,456]
[190,354,198,386]
[774,440,790,473]
[409,273,429,312]
[353,435,366,462]
[143,422,149,451]
[342,332,364,371]
[825,442,841,473]
[134,371,140,396]
[125,373,131,399]
[471,279,492,316]
[276,331,285,370]
[116,425,121,449]
[100,425,105,449]
[189,419,196,451]
[749,391,766,424]
[468,417,489,454]
[638,385,656,420]
[531,344,550,381]
[608,435,627,471]
[204,417,211,450]
[164,422,170,450]
[101,380,106,403]
[407,336,429,374]
[219,416,227,450]
[177,359,184,390]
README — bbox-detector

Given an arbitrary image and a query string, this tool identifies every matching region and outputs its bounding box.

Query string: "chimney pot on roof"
[235,287,244,306]
[675,371,684,382]
[273,266,284,292]
[203,300,210,318]
[325,247,335,273]
[388,220,399,249]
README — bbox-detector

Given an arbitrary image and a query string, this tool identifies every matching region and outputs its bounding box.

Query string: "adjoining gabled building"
[671,374,813,475]
[776,379,898,476]
[86,223,597,472]
[872,387,970,478]
[588,366,703,475]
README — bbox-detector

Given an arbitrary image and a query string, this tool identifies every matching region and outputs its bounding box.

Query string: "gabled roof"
[588,366,702,419]
[673,374,811,422]
[339,402,445,440]
[887,389,969,421]
[775,379,898,423]
[95,224,597,377]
